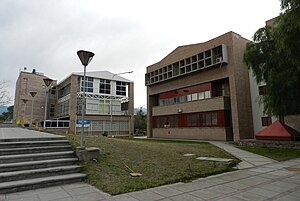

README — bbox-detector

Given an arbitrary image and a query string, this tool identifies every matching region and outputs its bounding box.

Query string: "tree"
[134,107,146,134]
[0,106,13,123]
[243,0,300,120]
[0,80,12,106]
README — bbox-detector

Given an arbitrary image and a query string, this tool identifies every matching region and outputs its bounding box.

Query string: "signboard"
[76,120,90,127]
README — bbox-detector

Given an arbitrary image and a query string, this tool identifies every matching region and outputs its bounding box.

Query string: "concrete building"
[13,69,56,126]
[248,17,300,135]
[14,69,134,136]
[56,71,134,136]
[145,31,253,141]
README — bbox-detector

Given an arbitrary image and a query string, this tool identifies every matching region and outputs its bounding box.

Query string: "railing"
[42,120,70,128]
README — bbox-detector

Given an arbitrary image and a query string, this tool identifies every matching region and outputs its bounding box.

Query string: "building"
[248,17,300,135]
[13,68,56,126]
[145,32,253,141]
[14,69,134,136]
[56,71,134,136]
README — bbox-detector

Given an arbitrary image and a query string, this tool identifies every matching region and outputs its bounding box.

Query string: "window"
[198,92,204,100]
[49,104,55,117]
[191,93,198,101]
[204,91,211,98]
[116,81,127,96]
[261,117,272,126]
[99,79,110,94]
[259,85,266,95]
[22,78,28,95]
[81,77,93,93]
[154,111,222,128]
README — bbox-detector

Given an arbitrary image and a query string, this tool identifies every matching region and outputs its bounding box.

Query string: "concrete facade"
[56,71,134,136]
[13,70,134,136]
[145,32,254,141]
[13,69,56,126]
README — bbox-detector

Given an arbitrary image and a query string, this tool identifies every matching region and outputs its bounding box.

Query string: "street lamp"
[110,71,133,136]
[21,99,28,126]
[43,78,53,129]
[29,91,37,127]
[77,50,95,147]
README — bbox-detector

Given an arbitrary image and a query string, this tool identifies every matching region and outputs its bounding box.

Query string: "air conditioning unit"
[216,57,223,63]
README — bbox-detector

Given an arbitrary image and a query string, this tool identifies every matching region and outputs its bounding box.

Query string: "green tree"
[244,0,300,121]
[134,107,146,135]
[0,106,13,123]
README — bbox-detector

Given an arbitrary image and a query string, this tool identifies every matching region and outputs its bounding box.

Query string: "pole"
[44,90,48,129]
[30,97,35,127]
[110,74,117,136]
[81,65,87,147]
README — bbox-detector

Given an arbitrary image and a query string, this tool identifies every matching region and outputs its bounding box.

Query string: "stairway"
[0,136,85,194]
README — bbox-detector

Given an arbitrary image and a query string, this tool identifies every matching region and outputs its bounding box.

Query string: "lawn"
[238,146,300,161]
[65,135,239,195]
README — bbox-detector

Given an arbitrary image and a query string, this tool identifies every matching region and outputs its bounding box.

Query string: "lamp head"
[30,92,37,97]
[43,78,53,87]
[77,50,95,66]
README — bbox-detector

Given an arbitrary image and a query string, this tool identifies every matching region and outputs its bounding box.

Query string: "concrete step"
[0,137,66,142]
[0,158,78,173]
[0,140,70,148]
[0,173,86,194]
[0,151,75,164]
[0,165,81,182]
[0,145,72,156]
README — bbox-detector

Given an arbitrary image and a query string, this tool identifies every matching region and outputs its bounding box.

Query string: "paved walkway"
[1,129,299,201]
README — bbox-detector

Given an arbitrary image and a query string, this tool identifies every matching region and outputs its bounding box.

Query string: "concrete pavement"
[1,129,299,200]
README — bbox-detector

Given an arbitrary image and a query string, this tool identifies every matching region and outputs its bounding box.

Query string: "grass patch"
[238,146,300,161]
[65,134,239,195]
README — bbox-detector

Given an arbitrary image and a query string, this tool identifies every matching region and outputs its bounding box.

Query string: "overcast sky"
[0,0,281,108]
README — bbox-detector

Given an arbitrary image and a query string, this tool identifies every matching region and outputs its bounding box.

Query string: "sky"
[0,0,281,108]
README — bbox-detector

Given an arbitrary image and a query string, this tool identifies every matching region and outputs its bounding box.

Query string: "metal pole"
[81,65,87,147]
[110,74,117,136]
[44,90,48,129]
[30,97,35,127]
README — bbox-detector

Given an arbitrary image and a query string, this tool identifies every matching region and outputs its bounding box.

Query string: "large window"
[116,81,127,96]
[81,77,93,93]
[99,79,110,94]
[154,111,225,128]
[159,83,212,106]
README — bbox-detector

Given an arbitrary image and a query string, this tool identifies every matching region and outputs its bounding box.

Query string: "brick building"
[13,69,56,126]
[56,71,134,135]
[145,32,253,141]
[14,70,134,136]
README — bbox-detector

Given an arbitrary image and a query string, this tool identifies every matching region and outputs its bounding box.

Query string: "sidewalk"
[209,141,276,169]
[1,134,299,201]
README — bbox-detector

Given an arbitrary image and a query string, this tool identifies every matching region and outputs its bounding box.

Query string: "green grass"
[65,134,239,195]
[238,146,300,161]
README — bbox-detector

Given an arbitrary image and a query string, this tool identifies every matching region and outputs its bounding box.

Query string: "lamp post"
[29,91,37,127]
[21,99,28,126]
[77,50,95,147]
[110,71,133,135]
[43,78,53,129]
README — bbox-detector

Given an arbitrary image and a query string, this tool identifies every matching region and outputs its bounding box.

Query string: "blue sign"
[76,120,90,125]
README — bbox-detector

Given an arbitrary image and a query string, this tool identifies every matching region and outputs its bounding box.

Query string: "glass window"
[211,112,218,125]
[204,91,211,99]
[81,77,93,93]
[187,94,192,101]
[261,117,272,126]
[179,96,186,103]
[192,93,198,101]
[116,81,127,96]
[198,92,204,100]
[99,79,110,94]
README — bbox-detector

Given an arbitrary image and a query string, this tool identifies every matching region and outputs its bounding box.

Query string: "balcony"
[152,96,230,116]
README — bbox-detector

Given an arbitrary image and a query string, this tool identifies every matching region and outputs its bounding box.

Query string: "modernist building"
[14,69,134,136]
[13,69,56,126]
[145,32,253,141]
[56,71,134,135]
